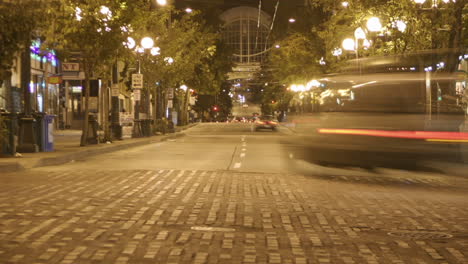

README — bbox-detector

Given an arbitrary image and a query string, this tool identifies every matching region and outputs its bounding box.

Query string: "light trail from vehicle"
[318,128,468,140]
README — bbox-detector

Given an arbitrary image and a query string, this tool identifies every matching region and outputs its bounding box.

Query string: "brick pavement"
[0,169,467,264]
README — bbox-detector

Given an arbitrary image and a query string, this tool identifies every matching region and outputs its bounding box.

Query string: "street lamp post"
[342,17,382,74]
[125,36,157,138]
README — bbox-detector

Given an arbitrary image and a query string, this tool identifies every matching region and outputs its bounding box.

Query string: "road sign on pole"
[111,84,119,97]
[132,74,143,89]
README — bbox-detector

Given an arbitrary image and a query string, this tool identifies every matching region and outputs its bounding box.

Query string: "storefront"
[30,40,61,118]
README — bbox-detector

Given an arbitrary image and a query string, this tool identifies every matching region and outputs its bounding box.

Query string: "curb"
[0,124,196,173]
[34,132,185,168]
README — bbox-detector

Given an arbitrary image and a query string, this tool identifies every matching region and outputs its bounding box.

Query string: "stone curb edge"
[34,132,186,168]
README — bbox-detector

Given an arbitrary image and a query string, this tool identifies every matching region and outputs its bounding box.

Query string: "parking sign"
[132,74,143,89]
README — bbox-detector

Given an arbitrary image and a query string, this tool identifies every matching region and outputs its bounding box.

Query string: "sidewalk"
[0,123,198,173]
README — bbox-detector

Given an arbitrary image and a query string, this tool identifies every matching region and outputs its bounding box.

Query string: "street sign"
[48,76,62,84]
[62,63,80,72]
[111,84,119,97]
[119,113,134,125]
[134,89,141,101]
[167,88,174,99]
[132,74,143,89]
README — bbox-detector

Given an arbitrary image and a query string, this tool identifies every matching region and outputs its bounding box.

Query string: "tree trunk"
[182,88,190,125]
[80,63,91,146]
[3,71,13,112]
[152,87,157,133]
[102,78,111,142]
[21,45,31,115]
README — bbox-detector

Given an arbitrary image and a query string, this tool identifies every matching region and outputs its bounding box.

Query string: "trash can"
[32,113,55,152]
[43,115,56,152]
[33,112,45,152]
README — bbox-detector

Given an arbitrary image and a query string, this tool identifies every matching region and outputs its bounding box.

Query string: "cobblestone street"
[1,168,467,264]
[1,123,468,264]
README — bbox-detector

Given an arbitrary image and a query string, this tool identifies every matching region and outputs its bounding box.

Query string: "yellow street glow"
[426,139,468,143]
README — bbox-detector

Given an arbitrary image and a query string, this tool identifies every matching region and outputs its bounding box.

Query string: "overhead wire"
[254,0,262,51]
[264,0,280,52]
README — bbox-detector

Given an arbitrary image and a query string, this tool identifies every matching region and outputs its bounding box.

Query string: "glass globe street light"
[395,20,407,32]
[342,38,355,51]
[150,47,161,56]
[156,0,167,6]
[141,37,154,49]
[367,17,382,32]
[126,37,136,49]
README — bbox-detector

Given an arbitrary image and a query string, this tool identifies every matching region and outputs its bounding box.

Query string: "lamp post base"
[132,120,142,138]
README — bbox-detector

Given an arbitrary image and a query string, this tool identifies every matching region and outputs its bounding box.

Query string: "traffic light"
[213,105,219,111]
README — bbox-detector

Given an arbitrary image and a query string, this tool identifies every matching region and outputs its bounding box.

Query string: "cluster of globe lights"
[341,0,456,52]
[125,37,159,55]
[341,16,408,52]
[289,80,321,92]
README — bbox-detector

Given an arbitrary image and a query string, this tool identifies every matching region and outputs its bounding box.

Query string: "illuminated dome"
[221,6,272,64]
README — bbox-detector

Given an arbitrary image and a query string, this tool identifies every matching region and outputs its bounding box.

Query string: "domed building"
[220,6,272,80]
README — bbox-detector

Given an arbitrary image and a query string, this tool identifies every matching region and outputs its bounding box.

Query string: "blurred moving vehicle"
[285,49,468,170]
[254,115,278,131]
